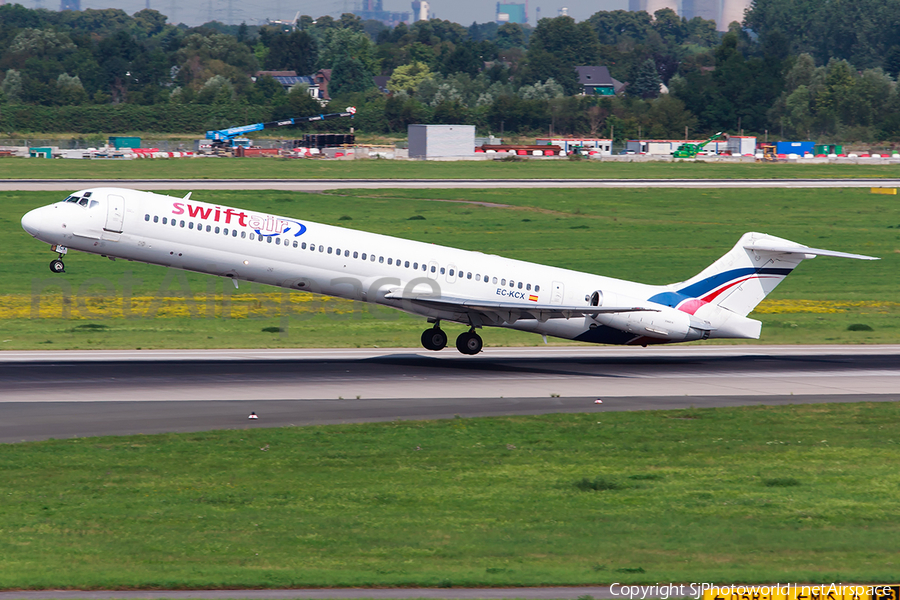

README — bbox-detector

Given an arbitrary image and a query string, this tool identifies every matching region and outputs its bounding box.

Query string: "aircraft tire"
[50,259,65,273]
[455,331,483,355]
[421,328,447,351]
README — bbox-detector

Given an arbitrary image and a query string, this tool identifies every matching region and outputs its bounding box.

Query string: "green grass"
[4,186,898,349]
[4,156,900,179]
[2,403,899,587]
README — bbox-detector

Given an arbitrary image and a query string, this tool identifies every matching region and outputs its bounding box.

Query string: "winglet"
[183,192,192,201]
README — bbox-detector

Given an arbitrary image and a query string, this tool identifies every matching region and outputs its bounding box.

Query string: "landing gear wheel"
[50,259,65,273]
[456,330,483,355]
[421,327,448,351]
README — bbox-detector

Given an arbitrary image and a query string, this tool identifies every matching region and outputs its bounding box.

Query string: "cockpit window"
[89,200,99,208]
[78,198,89,206]
[64,196,79,203]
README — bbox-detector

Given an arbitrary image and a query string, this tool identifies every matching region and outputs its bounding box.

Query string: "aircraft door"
[550,281,564,304]
[105,194,125,233]
[427,260,439,280]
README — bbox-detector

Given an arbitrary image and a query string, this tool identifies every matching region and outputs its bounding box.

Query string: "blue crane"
[205,107,356,148]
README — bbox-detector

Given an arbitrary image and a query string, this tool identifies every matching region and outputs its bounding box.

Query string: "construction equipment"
[758,143,777,162]
[673,131,725,158]
[205,107,356,149]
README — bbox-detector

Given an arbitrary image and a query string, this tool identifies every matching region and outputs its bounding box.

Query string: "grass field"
[2,403,899,588]
[4,156,900,179]
[4,186,897,350]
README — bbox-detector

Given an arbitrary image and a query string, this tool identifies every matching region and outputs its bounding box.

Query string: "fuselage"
[21,187,685,345]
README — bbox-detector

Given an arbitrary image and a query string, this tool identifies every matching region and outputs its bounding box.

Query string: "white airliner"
[21,187,878,354]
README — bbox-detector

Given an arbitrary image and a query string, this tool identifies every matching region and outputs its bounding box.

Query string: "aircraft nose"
[21,208,43,237]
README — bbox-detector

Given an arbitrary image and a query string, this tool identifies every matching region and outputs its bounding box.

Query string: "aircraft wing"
[384,291,656,325]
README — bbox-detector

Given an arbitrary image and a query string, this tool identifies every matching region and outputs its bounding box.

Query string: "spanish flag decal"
[529,294,539,302]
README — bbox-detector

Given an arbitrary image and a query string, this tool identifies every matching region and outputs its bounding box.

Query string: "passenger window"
[440,267,445,274]
[319,245,324,252]
[249,233,255,240]
[345,250,350,257]
[387,258,393,265]
[180,220,185,227]
[162,217,168,224]
[215,226,220,233]
[510,280,515,287]
[492,277,497,284]
[293,240,298,248]
[535,285,540,292]
[379,256,384,263]
[275,238,281,245]
[413,262,418,269]
[144,214,150,221]
[353,251,358,258]
[335,248,340,255]
[301,242,306,249]
[189,222,194,229]
[361,253,366,260]
[370,255,375,261]
[476,274,481,281]
[404,261,410,268]
[467,272,472,279]
[267,237,273,243]
[526,284,531,290]
[233,230,237,237]
[518,282,523,289]
[501,279,506,285]
[172,220,177,226]
[153,216,159,223]
[206,225,211,232]
[484,275,489,282]
[223,228,228,235]
[431,266,436,273]
[241,231,245,238]
[449,269,454,276]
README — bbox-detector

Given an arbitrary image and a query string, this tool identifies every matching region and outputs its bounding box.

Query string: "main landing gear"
[419,322,483,355]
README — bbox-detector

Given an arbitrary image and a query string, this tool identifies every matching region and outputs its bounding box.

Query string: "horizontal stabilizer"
[744,242,879,261]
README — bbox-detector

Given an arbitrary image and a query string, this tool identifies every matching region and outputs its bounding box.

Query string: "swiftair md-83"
[21,188,878,354]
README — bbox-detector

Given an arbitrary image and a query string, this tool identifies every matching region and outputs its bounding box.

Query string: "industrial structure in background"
[496,1,527,24]
[205,107,356,150]
[628,0,751,31]
[353,0,411,27]
[410,0,430,21]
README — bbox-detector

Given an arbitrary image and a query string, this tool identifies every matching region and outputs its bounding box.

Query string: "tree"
[629,58,661,98]
[387,61,433,95]
[329,56,374,97]
[262,29,318,75]
[1,70,23,102]
[522,17,600,95]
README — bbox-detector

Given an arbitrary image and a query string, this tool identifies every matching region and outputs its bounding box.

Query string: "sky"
[15,0,630,28]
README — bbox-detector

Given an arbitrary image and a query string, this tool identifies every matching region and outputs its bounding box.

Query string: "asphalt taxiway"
[1,345,897,443]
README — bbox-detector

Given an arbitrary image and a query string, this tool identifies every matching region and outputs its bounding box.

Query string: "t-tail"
[648,232,878,340]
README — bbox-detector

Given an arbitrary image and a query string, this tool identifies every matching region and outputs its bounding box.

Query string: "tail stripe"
[647,267,794,309]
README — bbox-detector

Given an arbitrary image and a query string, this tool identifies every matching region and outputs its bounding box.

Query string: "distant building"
[628,0,677,14]
[575,66,625,96]
[60,0,80,10]
[354,0,411,27]
[719,0,751,30]
[496,1,527,24]
[410,0,429,21]
[254,71,323,100]
[682,0,719,21]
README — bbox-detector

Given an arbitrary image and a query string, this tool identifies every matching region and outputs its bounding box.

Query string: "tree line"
[1,1,900,141]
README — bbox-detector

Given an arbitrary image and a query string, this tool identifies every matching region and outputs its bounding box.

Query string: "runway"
[5,178,900,191]
[1,345,897,443]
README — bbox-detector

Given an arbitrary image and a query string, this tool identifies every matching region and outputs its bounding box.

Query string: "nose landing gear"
[49,244,68,274]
